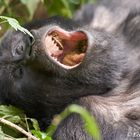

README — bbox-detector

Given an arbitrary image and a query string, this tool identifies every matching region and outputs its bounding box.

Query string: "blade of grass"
[46,104,101,140]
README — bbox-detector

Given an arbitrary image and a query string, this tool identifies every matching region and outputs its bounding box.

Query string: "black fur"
[0,3,140,140]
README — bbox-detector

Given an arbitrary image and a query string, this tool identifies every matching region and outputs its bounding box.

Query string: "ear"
[121,11,140,46]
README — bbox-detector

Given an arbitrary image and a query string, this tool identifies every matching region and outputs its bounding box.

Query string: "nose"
[29,30,37,46]
[27,30,40,59]
[30,29,39,39]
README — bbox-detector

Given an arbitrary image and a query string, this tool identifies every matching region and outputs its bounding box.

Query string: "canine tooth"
[51,36,63,50]
[56,40,63,49]
[52,40,56,45]
[54,42,57,47]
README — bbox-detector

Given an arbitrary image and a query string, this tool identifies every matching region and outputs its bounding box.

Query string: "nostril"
[29,36,35,45]
[30,30,37,45]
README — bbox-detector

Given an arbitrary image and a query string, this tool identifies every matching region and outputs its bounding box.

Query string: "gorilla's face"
[0,24,128,118]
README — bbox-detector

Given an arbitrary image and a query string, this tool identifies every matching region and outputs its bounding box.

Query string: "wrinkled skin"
[0,13,140,140]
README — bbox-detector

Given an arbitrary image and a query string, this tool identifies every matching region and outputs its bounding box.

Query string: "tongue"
[62,53,85,66]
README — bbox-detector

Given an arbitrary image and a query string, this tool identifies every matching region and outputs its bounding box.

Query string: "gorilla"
[0,5,140,140]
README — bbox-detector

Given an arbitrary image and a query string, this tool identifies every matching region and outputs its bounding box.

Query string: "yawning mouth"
[44,27,88,69]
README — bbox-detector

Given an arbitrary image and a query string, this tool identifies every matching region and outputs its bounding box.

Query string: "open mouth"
[44,27,88,69]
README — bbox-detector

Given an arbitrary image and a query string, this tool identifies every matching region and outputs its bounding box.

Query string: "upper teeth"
[52,37,63,50]
[45,35,63,63]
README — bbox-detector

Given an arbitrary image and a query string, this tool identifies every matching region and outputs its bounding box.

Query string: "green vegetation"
[0,0,96,35]
[0,105,101,140]
[0,16,33,37]
[0,0,96,19]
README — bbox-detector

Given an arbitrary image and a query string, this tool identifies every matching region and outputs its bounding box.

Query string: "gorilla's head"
[0,19,129,121]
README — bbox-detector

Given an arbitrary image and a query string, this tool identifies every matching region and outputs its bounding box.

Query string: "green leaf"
[0,126,4,140]
[69,0,80,4]
[20,0,40,20]
[30,118,40,131]
[68,105,101,140]
[0,16,34,38]
[7,116,21,124]
[60,0,72,17]
[47,104,101,140]
[32,130,43,139]
[16,138,28,140]
[32,130,53,140]
[43,136,52,140]
[0,105,24,117]
[0,105,26,126]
